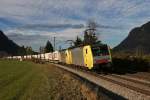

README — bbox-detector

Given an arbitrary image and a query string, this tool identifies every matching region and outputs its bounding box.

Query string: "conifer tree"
[44,40,54,53]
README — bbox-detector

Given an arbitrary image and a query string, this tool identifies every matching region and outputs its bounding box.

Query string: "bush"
[112,57,150,74]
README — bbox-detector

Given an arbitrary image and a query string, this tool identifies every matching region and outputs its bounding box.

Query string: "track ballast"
[52,63,150,100]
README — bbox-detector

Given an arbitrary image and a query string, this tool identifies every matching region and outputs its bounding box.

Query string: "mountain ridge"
[0,30,23,56]
[113,21,150,55]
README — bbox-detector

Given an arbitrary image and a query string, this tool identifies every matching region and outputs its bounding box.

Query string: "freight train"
[6,44,112,70]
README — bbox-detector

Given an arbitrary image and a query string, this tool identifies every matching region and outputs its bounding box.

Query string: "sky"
[0,0,150,51]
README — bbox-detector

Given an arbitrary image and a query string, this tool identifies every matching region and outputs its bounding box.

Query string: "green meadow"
[0,60,85,100]
[0,60,51,100]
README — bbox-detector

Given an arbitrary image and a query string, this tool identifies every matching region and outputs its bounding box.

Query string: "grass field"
[0,60,51,100]
[0,60,86,100]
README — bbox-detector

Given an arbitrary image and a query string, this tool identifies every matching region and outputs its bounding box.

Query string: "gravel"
[54,64,150,100]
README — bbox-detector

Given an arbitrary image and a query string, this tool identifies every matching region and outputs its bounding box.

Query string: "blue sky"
[0,0,150,51]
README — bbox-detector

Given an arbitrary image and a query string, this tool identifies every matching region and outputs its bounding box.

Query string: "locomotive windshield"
[92,45,109,56]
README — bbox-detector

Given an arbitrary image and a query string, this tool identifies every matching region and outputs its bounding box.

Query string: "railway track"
[98,75,150,95]
[52,63,150,100]
[80,68,150,97]
[109,74,150,88]
[126,73,150,82]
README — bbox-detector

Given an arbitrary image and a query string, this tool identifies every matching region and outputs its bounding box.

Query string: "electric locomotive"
[60,43,112,70]
[91,44,112,69]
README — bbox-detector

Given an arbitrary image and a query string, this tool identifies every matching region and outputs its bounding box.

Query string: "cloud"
[0,0,150,50]
[5,27,85,51]
[16,24,84,31]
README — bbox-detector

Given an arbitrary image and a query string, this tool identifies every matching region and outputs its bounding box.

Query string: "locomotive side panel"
[71,47,84,67]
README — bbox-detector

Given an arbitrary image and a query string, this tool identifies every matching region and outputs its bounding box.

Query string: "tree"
[74,36,83,46]
[87,20,97,29]
[17,45,26,56]
[83,20,99,45]
[44,40,54,53]
[26,46,34,55]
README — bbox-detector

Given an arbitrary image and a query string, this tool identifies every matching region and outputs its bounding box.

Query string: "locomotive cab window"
[92,45,109,56]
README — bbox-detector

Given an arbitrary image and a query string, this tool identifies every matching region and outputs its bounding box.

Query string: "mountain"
[0,30,24,56]
[113,21,150,54]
